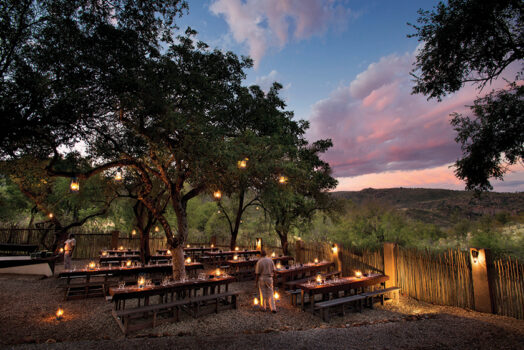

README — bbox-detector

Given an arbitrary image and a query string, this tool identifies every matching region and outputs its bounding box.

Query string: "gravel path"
[1,260,523,349]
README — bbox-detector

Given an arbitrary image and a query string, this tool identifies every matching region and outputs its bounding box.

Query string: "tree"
[409,0,523,191]
[260,140,338,255]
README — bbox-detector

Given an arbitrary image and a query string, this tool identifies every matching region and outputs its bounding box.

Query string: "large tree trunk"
[139,230,151,265]
[171,245,186,280]
[229,190,244,250]
[276,228,289,255]
[170,196,189,280]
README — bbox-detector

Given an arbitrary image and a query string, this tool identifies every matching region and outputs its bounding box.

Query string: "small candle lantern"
[154,226,160,232]
[114,168,122,181]
[210,244,214,248]
[185,257,192,264]
[233,255,238,261]
[187,244,191,248]
[59,247,64,254]
[331,244,338,254]
[213,190,222,200]
[70,177,80,192]
[274,291,280,300]
[137,276,145,288]
[167,249,171,255]
[101,250,107,256]
[255,238,262,250]
[314,258,319,264]
[126,260,132,267]
[254,297,259,306]
[131,229,136,236]
[271,252,276,257]
[215,268,221,277]
[278,175,288,184]
[88,261,96,270]
[48,213,54,218]
[355,270,362,278]
[118,246,124,250]
[235,246,239,251]
[316,274,322,284]
[276,262,282,269]
[56,306,64,320]
[237,159,247,169]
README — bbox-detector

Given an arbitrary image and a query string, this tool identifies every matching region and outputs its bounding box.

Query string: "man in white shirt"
[255,250,277,313]
[63,234,76,270]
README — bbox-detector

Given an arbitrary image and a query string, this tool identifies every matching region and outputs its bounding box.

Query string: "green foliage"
[410,0,523,191]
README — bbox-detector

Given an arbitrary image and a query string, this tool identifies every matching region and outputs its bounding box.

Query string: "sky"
[175,0,523,193]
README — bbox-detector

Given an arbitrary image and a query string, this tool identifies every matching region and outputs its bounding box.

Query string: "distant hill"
[331,188,524,227]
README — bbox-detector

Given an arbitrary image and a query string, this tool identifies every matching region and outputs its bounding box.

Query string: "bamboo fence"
[491,256,524,319]
[396,247,474,310]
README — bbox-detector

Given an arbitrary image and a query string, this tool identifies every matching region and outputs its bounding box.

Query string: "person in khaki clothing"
[255,250,277,313]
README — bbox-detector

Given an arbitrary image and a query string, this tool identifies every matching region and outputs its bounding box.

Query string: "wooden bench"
[315,294,367,322]
[284,270,342,290]
[65,281,106,300]
[361,286,401,308]
[112,291,239,335]
[0,243,38,256]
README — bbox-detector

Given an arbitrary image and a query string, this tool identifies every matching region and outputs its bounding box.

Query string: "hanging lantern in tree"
[131,229,136,236]
[278,175,288,184]
[213,191,222,200]
[114,168,123,181]
[70,177,80,192]
[154,226,160,232]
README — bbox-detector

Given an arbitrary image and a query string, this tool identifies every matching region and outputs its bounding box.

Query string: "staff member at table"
[63,234,76,270]
[255,250,277,313]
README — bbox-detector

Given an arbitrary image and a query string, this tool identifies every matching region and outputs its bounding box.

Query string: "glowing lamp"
[233,255,238,261]
[213,191,222,200]
[274,291,280,300]
[56,307,64,320]
[70,178,80,192]
[185,257,192,264]
[332,244,338,254]
[276,262,282,269]
[187,244,191,248]
[271,252,276,257]
[235,246,239,251]
[118,246,124,250]
[88,261,96,270]
[137,276,145,288]
[237,159,247,169]
[215,268,221,277]
[256,206,260,211]
[114,168,122,181]
[355,270,363,278]
[278,175,288,184]
[59,247,64,254]
[254,297,259,306]
[210,244,215,248]
[154,226,159,232]
[256,238,262,250]
[167,249,171,255]
[101,250,107,256]
[48,213,54,218]
[217,210,221,214]
[314,258,319,264]
[316,274,322,283]
[125,260,132,267]
[131,229,136,236]
[471,249,479,264]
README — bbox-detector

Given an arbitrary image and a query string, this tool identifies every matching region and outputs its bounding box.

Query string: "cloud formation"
[210,0,347,67]
[307,49,517,179]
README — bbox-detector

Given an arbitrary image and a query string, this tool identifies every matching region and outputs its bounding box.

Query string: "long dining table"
[225,255,294,280]
[274,261,334,286]
[296,273,389,311]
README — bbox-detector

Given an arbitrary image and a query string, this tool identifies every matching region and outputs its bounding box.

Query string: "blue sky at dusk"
[176,0,523,192]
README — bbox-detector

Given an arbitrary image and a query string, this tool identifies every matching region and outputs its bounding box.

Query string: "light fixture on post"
[471,249,479,264]
[331,244,338,254]
[70,177,80,192]
[213,190,222,200]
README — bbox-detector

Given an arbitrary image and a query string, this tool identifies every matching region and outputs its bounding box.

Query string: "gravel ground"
[1,260,523,349]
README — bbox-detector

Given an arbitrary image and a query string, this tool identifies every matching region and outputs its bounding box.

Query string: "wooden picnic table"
[296,273,389,311]
[99,254,188,265]
[274,261,334,286]
[100,249,140,256]
[225,256,294,280]
[206,250,261,264]
[109,275,235,310]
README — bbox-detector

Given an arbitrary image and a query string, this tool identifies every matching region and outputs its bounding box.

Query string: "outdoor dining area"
[52,240,398,335]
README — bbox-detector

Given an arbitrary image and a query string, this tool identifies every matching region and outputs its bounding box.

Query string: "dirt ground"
[0,260,523,349]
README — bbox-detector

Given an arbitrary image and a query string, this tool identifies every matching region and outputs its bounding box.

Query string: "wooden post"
[110,230,120,250]
[295,239,304,263]
[383,242,399,301]
[470,248,494,314]
[331,244,341,272]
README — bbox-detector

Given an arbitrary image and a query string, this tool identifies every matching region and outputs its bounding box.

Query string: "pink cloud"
[307,49,519,180]
[210,0,348,67]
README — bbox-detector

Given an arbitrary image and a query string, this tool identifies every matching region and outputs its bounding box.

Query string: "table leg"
[310,292,316,312]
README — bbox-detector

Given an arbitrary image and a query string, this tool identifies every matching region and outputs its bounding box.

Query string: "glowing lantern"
[215,268,221,277]
[185,257,192,264]
[235,246,239,251]
[332,244,338,254]
[186,244,191,248]
[131,229,136,236]
[256,238,262,250]
[125,260,132,267]
[256,206,260,211]
[154,226,160,232]
[118,246,124,250]
[167,249,171,255]
[137,276,145,288]
[88,261,96,270]
[48,213,54,218]
[276,262,282,269]
[237,159,247,169]
[314,258,319,264]
[70,177,80,192]
[233,255,238,261]
[210,244,214,248]
[274,291,280,300]
[217,210,221,214]
[355,270,363,278]
[271,252,276,257]
[316,274,322,283]
[101,250,107,256]
[254,297,259,306]
[471,249,479,264]
[59,247,64,254]
[213,191,222,200]
[278,175,288,184]
[114,168,122,181]
[56,307,64,320]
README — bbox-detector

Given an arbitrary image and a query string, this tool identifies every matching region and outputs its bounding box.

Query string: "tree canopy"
[409,0,523,191]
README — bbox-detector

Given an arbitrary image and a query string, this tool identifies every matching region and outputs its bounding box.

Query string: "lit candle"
[316,274,322,283]
[271,252,276,257]
[88,261,96,270]
[274,291,280,300]
[276,262,282,269]
[118,246,124,250]
[215,268,221,277]
[138,276,145,288]
[59,248,64,253]
[210,244,214,248]
[56,307,64,320]
[131,229,136,236]
[167,249,171,255]
[187,244,191,248]
[254,297,259,306]
[126,260,132,267]
[213,191,222,199]
[101,250,107,256]
[233,255,238,261]
[355,270,362,278]
[314,258,319,264]
[235,246,239,251]
[332,244,338,254]
[185,257,192,264]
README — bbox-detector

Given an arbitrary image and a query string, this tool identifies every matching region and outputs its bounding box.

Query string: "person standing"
[255,250,277,313]
[63,234,76,270]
